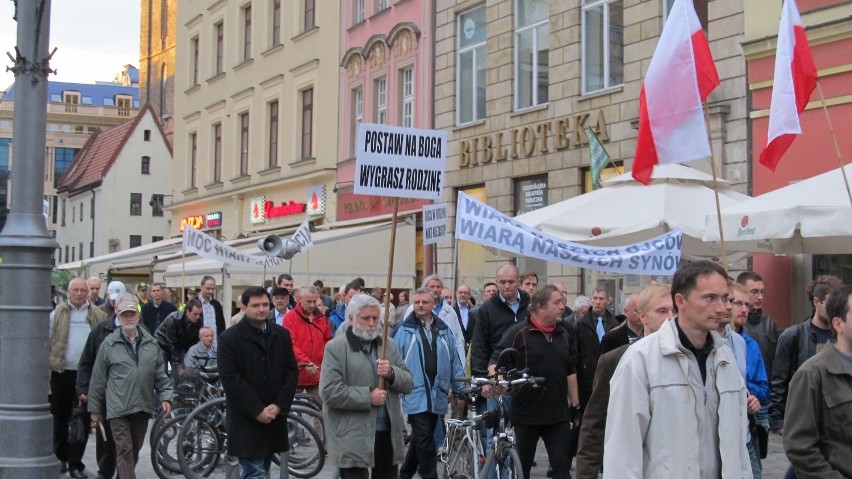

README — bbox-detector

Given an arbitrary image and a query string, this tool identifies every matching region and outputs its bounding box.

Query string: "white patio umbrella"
[514,164,751,262]
[704,164,852,254]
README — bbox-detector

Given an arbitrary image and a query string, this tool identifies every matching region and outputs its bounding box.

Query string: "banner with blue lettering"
[354,123,447,200]
[455,192,683,276]
[183,224,285,268]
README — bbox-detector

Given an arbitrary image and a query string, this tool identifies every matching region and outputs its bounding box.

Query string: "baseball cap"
[137,282,149,291]
[188,287,198,294]
[116,293,139,314]
[107,281,127,300]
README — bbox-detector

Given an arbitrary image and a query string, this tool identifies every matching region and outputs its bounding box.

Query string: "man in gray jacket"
[320,294,413,478]
[88,293,173,479]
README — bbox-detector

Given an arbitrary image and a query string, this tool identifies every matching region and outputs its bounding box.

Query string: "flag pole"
[181,247,186,306]
[378,197,399,390]
[703,101,729,270]
[815,80,852,207]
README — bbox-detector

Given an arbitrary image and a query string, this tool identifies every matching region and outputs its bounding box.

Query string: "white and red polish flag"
[759,0,817,171]
[632,0,720,185]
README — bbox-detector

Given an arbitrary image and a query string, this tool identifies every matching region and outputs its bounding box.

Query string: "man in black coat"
[154,299,203,382]
[140,283,177,335]
[199,275,227,335]
[218,286,298,477]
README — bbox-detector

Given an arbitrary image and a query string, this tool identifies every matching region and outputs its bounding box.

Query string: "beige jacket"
[603,318,752,479]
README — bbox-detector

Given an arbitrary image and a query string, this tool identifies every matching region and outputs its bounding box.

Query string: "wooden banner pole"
[378,197,400,390]
[815,80,852,207]
[704,101,729,271]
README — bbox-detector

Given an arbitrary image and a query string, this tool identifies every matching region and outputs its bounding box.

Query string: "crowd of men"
[47,263,852,478]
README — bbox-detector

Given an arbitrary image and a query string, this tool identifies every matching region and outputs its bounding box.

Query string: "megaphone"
[257,235,283,256]
[279,238,302,260]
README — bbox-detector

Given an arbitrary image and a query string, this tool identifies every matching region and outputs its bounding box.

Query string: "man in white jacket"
[603,260,752,479]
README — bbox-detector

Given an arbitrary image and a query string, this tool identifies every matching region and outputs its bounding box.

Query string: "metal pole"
[0,1,61,476]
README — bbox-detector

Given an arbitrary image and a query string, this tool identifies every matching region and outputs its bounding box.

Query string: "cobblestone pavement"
[56,423,791,478]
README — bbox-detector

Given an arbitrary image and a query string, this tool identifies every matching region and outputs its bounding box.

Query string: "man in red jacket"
[283,285,333,402]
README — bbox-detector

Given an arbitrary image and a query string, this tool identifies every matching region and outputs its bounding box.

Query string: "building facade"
[171,0,341,241]
[433,0,748,300]
[141,0,178,140]
[0,79,139,239]
[55,105,173,263]
[744,0,852,326]
[337,0,437,278]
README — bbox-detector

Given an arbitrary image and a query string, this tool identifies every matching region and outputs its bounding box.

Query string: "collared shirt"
[200,297,216,332]
[275,309,286,326]
[458,303,470,329]
[501,292,521,314]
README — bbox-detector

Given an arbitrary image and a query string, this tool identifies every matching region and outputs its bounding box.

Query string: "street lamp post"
[0,1,60,476]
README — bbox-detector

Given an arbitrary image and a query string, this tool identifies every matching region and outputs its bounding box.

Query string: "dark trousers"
[95,416,116,478]
[515,421,573,479]
[566,397,588,467]
[109,413,149,479]
[50,370,88,471]
[339,430,398,479]
[400,412,439,479]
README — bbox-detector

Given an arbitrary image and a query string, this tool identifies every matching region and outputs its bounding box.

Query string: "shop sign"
[336,193,429,221]
[515,176,547,216]
[179,215,204,232]
[205,211,223,229]
[306,185,326,216]
[249,195,307,224]
[459,109,608,168]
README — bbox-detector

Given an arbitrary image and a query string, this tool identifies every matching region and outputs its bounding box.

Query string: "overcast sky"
[0,1,139,91]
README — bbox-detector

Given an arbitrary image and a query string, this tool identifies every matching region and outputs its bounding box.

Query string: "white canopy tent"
[55,237,184,281]
[514,164,751,262]
[704,164,852,254]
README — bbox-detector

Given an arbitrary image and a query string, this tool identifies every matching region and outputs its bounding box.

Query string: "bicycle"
[441,381,487,479]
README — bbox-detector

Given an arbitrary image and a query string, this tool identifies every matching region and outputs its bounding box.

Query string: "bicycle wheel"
[289,404,326,446]
[479,442,522,479]
[286,412,325,478]
[151,414,188,478]
[177,398,227,479]
[150,405,194,448]
[444,437,478,479]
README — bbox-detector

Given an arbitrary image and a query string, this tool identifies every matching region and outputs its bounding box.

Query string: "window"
[130,235,142,248]
[144,129,151,141]
[215,22,224,74]
[141,156,151,174]
[57,248,61,264]
[271,0,281,47]
[515,0,549,110]
[153,236,164,243]
[116,96,132,116]
[72,205,75,223]
[663,0,708,30]
[242,5,252,62]
[457,6,486,124]
[61,199,66,226]
[54,147,78,187]
[375,78,387,124]
[351,88,363,155]
[191,36,200,85]
[159,64,167,115]
[582,0,623,93]
[69,246,73,262]
[355,0,365,23]
[304,0,315,31]
[213,123,222,182]
[130,193,142,216]
[240,112,250,175]
[90,195,94,219]
[63,92,80,113]
[79,242,83,260]
[160,0,169,42]
[151,194,164,216]
[189,132,197,188]
[268,100,279,167]
[90,242,93,258]
[400,67,414,128]
[52,195,58,224]
[301,89,313,159]
[79,202,83,221]
[377,0,388,12]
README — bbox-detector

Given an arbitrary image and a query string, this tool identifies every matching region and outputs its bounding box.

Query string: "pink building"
[336,1,435,224]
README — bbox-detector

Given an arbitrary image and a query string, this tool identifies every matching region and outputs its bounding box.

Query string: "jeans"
[238,456,272,479]
[746,439,762,479]
[514,421,572,479]
[400,412,440,479]
[784,465,798,479]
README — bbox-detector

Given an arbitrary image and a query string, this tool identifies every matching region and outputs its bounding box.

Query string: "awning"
[56,237,184,279]
[161,220,416,290]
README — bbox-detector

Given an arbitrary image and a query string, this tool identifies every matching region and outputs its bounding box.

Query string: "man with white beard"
[320,294,413,478]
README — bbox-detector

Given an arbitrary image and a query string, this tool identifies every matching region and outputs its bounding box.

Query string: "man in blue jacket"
[393,287,464,479]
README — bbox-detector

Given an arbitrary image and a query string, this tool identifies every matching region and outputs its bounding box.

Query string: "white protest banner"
[455,191,683,276]
[422,203,449,245]
[290,220,313,252]
[183,224,285,268]
[354,123,447,200]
